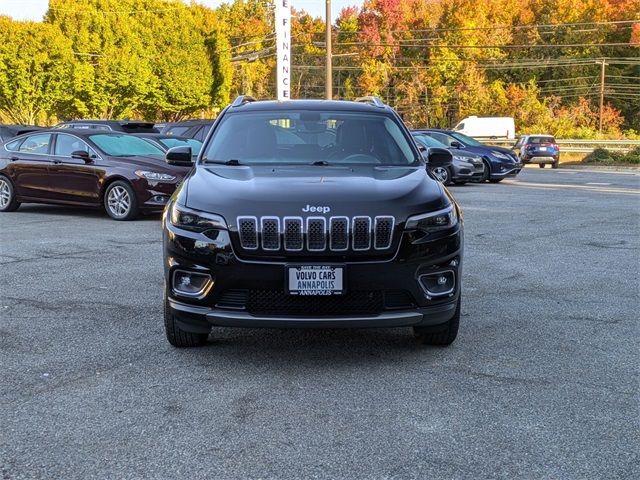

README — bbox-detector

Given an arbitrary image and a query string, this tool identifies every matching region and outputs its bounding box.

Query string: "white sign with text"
[275,0,291,100]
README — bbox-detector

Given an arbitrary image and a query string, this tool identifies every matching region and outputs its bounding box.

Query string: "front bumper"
[491,162,522,178]
[452,160,484,182]
[163,215,463,331]
[168,297,458,332]
[133,178,182,212]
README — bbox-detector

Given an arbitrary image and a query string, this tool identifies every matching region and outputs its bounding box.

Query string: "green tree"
[0,17,74,124]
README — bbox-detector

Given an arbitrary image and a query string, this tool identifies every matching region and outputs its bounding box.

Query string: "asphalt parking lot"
[1,167,638,479]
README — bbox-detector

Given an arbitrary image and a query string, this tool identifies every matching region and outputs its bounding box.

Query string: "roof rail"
[354,96,386,108]
[231,95,257,107]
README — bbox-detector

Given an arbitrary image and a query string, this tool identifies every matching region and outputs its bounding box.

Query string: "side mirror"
[450,141,463,149]
[426,147,452,167]
[71,150,91,163]
[166,146,193,166]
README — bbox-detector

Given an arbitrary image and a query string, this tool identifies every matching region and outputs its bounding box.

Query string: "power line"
[331,19,640,34]
[328,41,636,49]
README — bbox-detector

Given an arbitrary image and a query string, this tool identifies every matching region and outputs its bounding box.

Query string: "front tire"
[164,297,209,348]
[413,297,461,346]
[489,178,503,183]
[539,163,546,168]
[480,161,491,182]
[430,166,452,185]
[104,181,139,220]
[0,175,20,212]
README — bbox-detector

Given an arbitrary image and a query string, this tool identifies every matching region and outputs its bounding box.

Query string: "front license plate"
[287,266,344,296]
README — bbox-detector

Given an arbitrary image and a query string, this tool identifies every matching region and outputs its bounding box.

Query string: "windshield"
[89,134,164,157]
[529,136,555,144]
[450,132,484,147]
[202,111,419,166]
[413,133,448,149]
[159,138,203,155]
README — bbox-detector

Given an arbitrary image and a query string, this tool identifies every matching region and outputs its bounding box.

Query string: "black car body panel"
[162,99,464,335]
[161,120,215,142]
[0,125,44,143]
[55,120,159,133]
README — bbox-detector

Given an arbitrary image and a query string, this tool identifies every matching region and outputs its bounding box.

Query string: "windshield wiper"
[203,159,243,165]
[311,160,330,166]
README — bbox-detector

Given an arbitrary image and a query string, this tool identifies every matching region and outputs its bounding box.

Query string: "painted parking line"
[502,180,640,195]
[586,182,612,185]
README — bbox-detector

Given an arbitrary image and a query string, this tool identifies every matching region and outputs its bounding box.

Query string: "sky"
[0,0,359,22]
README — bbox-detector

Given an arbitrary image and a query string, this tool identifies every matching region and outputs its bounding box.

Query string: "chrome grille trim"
[374,216,395,250]
[237,216,258,250]
[329,216,349,251]
[236,215,395,252]
[306,217,327,251]
[283,216,303,251]
[260,216,280,251]
[352,216,371,251]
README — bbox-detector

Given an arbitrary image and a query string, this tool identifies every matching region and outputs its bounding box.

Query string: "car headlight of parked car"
[491,151,511,160]
[135,170,177,181]
[452,155,470,163]
[169,203,227,232]
[405,205,459,233]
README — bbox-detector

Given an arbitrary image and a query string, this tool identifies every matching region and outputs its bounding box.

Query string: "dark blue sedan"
[414,129,522,183]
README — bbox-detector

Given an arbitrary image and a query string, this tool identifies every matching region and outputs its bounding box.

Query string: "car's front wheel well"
[100,176,132,205]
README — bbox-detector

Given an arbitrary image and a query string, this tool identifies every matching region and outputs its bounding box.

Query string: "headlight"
[491,151,511,160]
[405,205,458,233]
[169,204,227,232]
[452,155,469,163]
[135,170,176,181]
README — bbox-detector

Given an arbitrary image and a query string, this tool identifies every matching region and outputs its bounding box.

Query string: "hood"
[488,145,516,155]
[463,144,517,160]
[182,164,447,224]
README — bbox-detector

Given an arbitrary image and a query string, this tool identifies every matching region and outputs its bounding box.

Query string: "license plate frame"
[286,265,345,296]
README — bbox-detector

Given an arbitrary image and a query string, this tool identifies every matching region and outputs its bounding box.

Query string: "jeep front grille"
[236,215,395,252]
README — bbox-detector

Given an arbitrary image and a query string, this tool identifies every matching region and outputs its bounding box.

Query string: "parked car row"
[1,109,557,222]
[411,131,485,185]
[411,129,523,184]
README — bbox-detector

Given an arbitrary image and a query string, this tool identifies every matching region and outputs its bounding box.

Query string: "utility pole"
[325,0,332,100]
[599,58,607,133]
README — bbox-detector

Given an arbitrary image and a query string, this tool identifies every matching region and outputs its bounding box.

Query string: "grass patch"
[579,147,640,166]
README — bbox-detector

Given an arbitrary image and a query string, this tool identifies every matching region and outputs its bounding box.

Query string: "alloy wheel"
[107,185,131,218]
[432,166,449,184]
[0,178,11,209]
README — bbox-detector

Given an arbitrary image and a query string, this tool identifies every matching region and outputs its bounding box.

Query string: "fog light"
[419,270,455,298]
[172,270,213,298]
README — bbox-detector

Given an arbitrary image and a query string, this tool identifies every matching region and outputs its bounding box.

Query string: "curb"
[559,164,640,172]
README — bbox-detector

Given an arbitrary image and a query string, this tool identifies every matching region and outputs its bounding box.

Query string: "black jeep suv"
[162,96,464,347]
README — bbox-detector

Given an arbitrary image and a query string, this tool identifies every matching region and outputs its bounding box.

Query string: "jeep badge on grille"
[302,205,331,214]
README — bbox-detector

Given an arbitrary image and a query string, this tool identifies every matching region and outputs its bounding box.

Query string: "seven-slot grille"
[236,215,395,252]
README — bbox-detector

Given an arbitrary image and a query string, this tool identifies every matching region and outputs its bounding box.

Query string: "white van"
[453,116,515,140]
